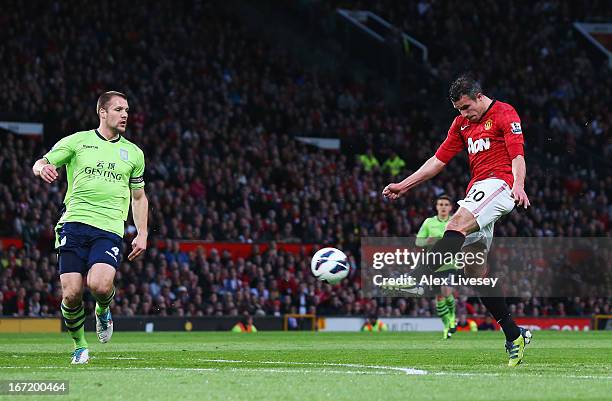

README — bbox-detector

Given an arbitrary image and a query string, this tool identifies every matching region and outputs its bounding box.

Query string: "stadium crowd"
[0,0,610,319]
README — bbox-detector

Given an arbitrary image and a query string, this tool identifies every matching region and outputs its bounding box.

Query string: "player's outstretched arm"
[382,156,446,200]
[32,158,59,183]
[511,155,530,209]
[128,188,149,261]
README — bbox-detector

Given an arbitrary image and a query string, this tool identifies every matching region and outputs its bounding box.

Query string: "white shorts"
[457,178,515,250]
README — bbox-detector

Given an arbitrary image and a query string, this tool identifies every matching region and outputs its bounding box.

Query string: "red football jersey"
[435,100,524,192]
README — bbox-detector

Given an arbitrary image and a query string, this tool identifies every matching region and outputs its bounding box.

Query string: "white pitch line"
[0,365,610,380]
[200,358,427,375]
[199,359,612,380]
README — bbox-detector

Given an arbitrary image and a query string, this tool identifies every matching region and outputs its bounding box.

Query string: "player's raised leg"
[60,272,89,364]
[407,207,478,280]
[88,262,116,343]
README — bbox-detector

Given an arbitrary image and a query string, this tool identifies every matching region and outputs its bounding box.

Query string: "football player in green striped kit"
[416,195,457,339]
[33,91,148,364]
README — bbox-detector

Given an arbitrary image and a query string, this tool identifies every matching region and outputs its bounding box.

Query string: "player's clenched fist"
[382,183,404,200]
[38,164,59,183]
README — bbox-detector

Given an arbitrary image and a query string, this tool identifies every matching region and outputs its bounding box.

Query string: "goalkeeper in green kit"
[416,195,457,339]
[32,91,148,364]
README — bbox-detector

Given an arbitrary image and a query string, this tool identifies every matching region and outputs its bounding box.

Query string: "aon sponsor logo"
[467,137,490,154]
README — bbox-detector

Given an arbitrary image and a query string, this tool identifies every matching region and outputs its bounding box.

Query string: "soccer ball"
[311,247,350,284]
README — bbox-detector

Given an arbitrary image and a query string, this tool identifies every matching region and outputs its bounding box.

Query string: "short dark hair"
[448,75,482,102]
[96,91,127,115]
[436,194,452,203]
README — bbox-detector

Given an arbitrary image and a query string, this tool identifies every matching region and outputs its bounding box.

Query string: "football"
[310,247,350,284]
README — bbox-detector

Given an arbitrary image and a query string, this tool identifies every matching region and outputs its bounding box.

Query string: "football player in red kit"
[383,75,532,366]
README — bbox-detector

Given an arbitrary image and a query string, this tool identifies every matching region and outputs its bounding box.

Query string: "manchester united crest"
[484,119,493,130]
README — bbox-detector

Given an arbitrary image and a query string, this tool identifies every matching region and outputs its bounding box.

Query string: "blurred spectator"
[361,314,388,332]
[456,314,478,332]
[382,151,406,177]
[478,316,496,331]
[232,315,258,333]
[358,148,380,172]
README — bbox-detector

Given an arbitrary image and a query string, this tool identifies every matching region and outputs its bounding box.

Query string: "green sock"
[94,287,115,316]
[445,294,456,327]
[436,299,450,328]
[61,302,88,350]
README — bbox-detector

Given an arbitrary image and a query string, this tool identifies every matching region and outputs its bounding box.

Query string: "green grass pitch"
[0,331,611,401]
